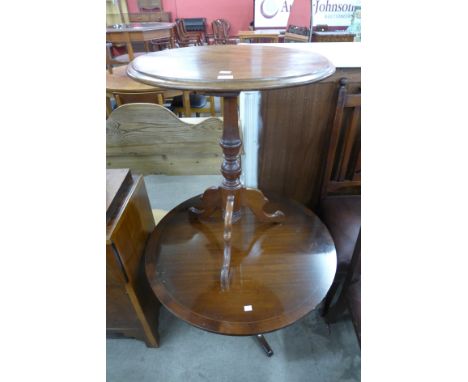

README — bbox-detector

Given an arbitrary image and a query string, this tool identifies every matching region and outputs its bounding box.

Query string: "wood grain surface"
[145,193,337,335]
[107,172,160,347]
[106,103,223,175]
[258,68,361,209]
[127,45,335,92]
[107,65,181,99]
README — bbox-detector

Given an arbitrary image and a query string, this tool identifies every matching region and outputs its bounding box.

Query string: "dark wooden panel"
[106,171,160,347]
[106,169,133,223]
[258,68,361,210]
[112,177,155,284]
[128,12,172,22]
[106,282,141,329]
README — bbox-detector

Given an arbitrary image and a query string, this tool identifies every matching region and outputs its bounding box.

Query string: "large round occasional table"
[130,45,337,356]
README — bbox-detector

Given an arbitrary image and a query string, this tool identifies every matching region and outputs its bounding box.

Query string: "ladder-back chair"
[319,78,361,315]
[211,19,237,45]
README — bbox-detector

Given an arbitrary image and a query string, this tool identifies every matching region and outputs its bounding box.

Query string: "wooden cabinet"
[258,68,361,210]
[106,169,159,347]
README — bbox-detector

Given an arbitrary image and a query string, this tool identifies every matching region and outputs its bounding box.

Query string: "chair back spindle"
[212,19,234,45]
[321,78,361,198]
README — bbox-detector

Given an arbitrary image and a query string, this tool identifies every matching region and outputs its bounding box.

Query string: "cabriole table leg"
[190,93,284,223]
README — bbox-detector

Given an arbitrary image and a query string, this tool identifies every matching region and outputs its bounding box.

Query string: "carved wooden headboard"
[106,103,223,175]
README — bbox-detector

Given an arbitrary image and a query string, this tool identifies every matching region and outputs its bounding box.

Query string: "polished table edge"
[106,65,178,93]
[106,22,175,33]
[127,63,336,92]
[126,45,336,92]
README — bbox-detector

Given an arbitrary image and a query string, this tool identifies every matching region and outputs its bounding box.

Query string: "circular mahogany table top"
[145,194,337,336]
[128,45,335,92]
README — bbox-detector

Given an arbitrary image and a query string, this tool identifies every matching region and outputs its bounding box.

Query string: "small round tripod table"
[129,45,337,356]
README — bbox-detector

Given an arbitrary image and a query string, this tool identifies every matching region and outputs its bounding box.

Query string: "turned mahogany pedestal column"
[188,92,285,224]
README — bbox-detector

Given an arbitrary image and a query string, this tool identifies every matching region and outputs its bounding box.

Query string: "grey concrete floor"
[107,175,361,382]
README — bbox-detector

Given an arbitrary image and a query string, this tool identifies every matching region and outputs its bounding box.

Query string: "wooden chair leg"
[183,91,191,117]
[157,94,164,105]
[209,96,216,116]
[324,282,348,323]
[321,279,341,316]
[106,96,113,118]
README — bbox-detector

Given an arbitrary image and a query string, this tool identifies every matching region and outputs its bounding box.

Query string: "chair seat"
[347,279,361,344]
[170,94,208,109]
[320,195,361,272]
[113,52,146,63]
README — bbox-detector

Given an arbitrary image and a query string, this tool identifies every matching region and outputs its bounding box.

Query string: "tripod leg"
[241,188,285,223]
[255,334,274,357]
[189,186,222,219]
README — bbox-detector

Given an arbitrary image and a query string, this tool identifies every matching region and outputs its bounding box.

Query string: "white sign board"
[254,0,360,29]
[312,0,360,27]
[254,0,295,28]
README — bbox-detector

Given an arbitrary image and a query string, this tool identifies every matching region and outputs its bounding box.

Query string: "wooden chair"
[325,230,361,346]
[148,35,173,51]
[211,19,237,45]
[319,78,361,316]
[106,103,223,175]
[106,42,145,74]
[170,92,216,117]
[284,25,310,43]
[111,91,165,107]
[174,19,203,47]
[106,89,166,118]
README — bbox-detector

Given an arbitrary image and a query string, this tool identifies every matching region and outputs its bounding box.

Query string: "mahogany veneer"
[106,169,160,347]
[145,194,337,335]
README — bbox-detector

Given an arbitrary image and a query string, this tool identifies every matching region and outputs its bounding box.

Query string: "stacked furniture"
[174,19,203,47]
[181,17,208,44]
[126,44,338,357]
[211,19,237,44]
